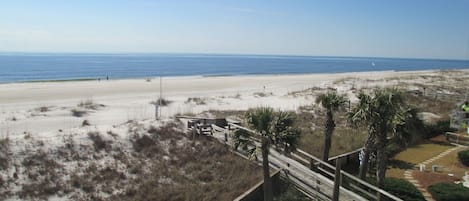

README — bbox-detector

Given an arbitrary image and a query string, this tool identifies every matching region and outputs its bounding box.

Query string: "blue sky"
[1,0,469,59]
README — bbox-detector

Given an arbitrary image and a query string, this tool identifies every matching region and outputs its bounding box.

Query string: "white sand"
[0,69,461,137]
[1,69,469,200]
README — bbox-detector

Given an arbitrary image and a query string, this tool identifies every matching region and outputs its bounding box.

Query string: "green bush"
[274,179,310,201]
[424,120,454,139]
[386,142,405,157]
[428,182,469,201]
[382,178,425,201]
[457,149,469,166]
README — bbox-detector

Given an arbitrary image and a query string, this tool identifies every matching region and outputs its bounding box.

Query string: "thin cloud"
[0,29,49,37]
[227,6,281,16]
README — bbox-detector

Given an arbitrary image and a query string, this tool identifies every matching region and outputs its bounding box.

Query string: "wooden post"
[309,158,314,170]
[159,76,162,119]
[332,157,342,201]
[155,104,159,120]
[226,124,230,142]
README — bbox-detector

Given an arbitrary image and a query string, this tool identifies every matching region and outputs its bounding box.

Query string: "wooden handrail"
[226,121,403,201]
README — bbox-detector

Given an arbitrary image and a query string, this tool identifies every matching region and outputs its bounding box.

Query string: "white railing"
[445,132,469,145]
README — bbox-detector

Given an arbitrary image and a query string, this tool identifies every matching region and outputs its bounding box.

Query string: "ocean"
[0,53,468,83]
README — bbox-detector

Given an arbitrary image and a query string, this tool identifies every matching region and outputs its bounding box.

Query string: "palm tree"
[393,108,424,149]
[316,91,348,162]
[237,107,300,201]
[349,92,375,179]
[349,88,406,189]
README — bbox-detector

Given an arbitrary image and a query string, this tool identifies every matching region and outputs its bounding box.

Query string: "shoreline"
[0,67,467,138]
[2,67,468,85]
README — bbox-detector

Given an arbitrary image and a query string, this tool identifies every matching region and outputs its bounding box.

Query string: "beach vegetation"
[186,97,207,105]
[88,131,112,152]
[233,92,242,99]
[366,177,425,201]
[428,182,469,201]
[235,107,301,201]
[82,119,90,126]
[71,109,87,117]
[106,130,118,138]
[36,106,50,112]
[349,88,407,189]
[383,178,425,201]
[315,91,348,162]
[150,97,172,106]
[387,108,426,156]
[131,133,159,154]
[273,179,311,201]
[287,101,369,159]
[0,138,10,170]
[253,92,274,97]
[19,150,63,200]
[457,149,469,166]
[78,99,105,110]
[233,129,253,152]
[1,120,262,200]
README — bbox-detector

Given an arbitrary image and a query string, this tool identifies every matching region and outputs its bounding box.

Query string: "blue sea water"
[0,53,468,83]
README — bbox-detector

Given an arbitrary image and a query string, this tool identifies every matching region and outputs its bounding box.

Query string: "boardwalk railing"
[445,132,469,146]
[450,111,469,130]
[293,149,403,201]
[227,122,403,201]
[419,90,469,130]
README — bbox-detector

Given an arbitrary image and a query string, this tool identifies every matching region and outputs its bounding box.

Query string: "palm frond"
[316,91,348,112]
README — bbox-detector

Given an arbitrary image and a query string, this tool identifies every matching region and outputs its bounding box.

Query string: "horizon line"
[1,51,468,62]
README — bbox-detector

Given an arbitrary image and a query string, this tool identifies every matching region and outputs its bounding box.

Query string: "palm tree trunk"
[376,131,388,189]
[323,135,332,162]
[323,111,335,162]
[359,135,374,179]
[358,149,370,179]
[261,136,273,201]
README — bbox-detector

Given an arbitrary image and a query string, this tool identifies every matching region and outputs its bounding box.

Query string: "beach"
[1,69,469,200]
[1,69,464,137]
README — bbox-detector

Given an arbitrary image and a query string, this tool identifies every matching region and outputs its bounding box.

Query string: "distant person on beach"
[106,76,109,80]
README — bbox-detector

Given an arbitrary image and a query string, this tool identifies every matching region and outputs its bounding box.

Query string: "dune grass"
[207,109,367,158]
[295,110,367,158]
[0,122,263,200]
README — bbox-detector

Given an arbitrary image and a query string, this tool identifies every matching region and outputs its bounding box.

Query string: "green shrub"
[428,182,469,201]
[151,98,172,106]
[386,142,405,157]
[0,138,10,170]
[424,120,454,139]
[382,178,425,201]
[88,132,112,152]
[274,179,310,201]
[457,150,469,166]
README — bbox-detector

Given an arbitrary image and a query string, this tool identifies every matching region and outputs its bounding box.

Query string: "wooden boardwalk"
[179,116,403,201]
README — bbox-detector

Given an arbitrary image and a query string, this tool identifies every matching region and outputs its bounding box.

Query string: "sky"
[1,0,469,59]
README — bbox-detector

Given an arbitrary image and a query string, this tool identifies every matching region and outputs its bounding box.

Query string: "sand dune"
[0,69,463,137]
